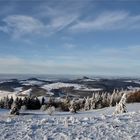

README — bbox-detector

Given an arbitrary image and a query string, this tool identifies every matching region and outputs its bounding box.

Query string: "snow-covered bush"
[20,105,27,111]
[9,103,20,115]
[47,106,55,115]
[113,93,127,115]
[41,105,48,111]
[64,117,69,128]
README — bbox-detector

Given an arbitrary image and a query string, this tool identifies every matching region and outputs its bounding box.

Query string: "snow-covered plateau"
[0,103,140,140]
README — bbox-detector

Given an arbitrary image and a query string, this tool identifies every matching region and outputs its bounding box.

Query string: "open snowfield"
[0,103,140,140]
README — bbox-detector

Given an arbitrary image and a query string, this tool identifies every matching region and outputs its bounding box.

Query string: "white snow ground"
[0,103,140,140]
[42,82,102,92]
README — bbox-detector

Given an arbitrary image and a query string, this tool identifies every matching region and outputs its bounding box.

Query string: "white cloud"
[69,11,140,32]
[38,5,80,35]
[0,1,89,39]
[49,14,79,33]
[0,13,78,39]
[0,15,46,38]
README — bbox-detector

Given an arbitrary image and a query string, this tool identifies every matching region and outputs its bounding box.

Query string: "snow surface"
[18,89,32,96]
[20,80,44,86]
[0,90,17,100]
[80,79,96,82]
[42,82,102,92]
[125,80,140,85]
[42,82,82,91]
[0,103,140,140]
[76,88,102,92]
[0,82,102,100]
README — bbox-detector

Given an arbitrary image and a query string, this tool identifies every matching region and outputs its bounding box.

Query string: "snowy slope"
[42,82,82,91]
[18,89,32,96]
[0,90,17,100]
[20,80,44,86]
[0,103,140,140]
[42,82,102,92]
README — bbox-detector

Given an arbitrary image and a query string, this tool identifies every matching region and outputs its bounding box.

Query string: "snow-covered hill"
[0,103,139,140]
[42,82,102,92]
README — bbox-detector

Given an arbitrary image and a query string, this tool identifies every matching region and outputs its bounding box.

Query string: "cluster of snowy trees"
[62,88,139,113]
[0,96,41,110]
[0,88,138,115]
[0,96,14,109]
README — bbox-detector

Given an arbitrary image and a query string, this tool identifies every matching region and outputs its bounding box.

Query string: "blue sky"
[0,0,140,76]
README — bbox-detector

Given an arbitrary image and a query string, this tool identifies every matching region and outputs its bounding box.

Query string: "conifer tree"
[113,93,127,115]
[69,99,77,113]
[84,96,90,111]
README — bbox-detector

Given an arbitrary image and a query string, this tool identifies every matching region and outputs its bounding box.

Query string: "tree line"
[0,88,139,115]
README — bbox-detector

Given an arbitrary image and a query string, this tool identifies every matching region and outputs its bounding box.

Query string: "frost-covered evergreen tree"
[113,93,127,115]
[69,99,77,113]
[95,93,103,109]
[61,95,70,111]
[10,102,20,115]
[90,93,96,109]
[110,89,117,106]
[102,92,110,107]
[84,96,90,111]
[3,96,9,109]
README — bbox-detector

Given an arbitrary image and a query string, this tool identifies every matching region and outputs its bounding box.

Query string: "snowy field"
[0,103,140,140]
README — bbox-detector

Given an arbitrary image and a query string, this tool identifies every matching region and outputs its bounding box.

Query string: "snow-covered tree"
[95,93,103,109]
[102,92,109,107]
[113,93,127,115]
[9,102,20,115]
[84,96,91,111]
[110,89,117,106]
[69,99,77,113]
[90,93,96,109]
[61,95,70,111]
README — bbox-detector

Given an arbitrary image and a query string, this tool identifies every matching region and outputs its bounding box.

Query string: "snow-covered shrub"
[47,106,55,116]
[20,105,27,111]
[41,104,48,111]
[64,117,69,128]
[9,103,20,115]
[113,93,127,115]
